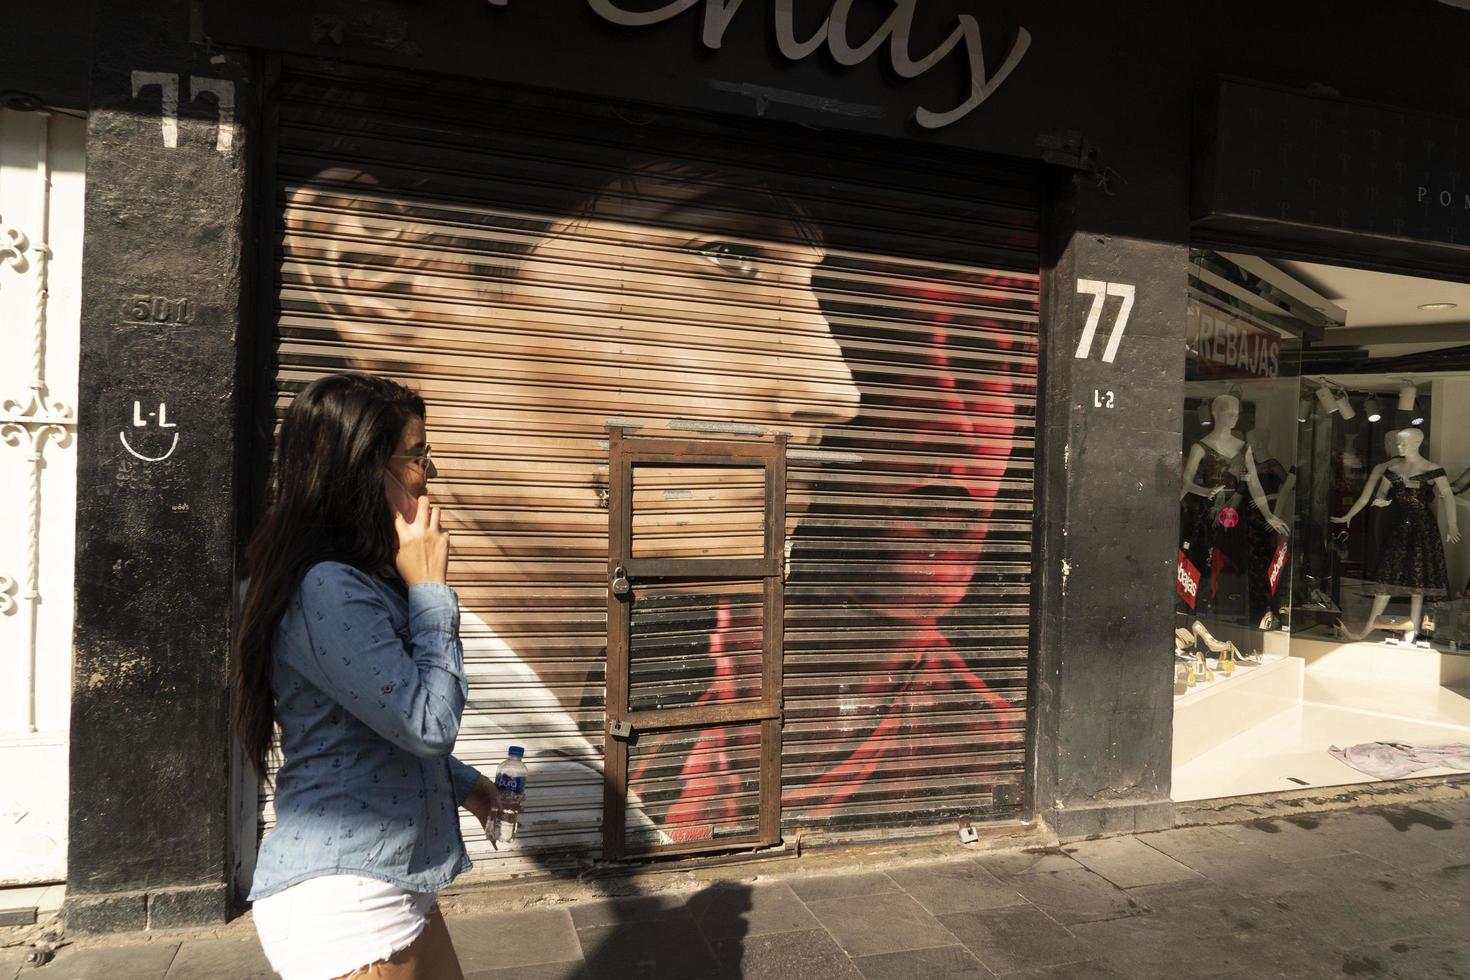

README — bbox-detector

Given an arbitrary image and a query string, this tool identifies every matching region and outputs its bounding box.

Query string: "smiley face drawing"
[119,401,179,461]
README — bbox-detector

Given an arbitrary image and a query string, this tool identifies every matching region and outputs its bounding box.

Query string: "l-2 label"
[1093,389,1116,409]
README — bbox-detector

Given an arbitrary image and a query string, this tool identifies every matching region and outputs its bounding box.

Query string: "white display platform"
[1290,630,1470,687]
[1172,655,1302,768]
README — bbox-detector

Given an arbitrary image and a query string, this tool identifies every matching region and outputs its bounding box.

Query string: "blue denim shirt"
[248,561,480,901]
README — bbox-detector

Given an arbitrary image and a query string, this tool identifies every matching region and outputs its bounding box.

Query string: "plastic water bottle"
[491,746,528,844]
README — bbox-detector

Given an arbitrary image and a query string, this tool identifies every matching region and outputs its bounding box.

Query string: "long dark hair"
[232,372,426,776]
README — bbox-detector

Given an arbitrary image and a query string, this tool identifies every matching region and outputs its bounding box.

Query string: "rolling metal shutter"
[261,59,1039,874]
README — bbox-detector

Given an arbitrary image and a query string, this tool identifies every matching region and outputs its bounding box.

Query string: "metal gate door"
[603,430,786,859]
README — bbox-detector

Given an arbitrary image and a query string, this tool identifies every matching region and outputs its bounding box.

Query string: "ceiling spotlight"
[1398,384,1418,411]
[1314,385,1340,414]
[1412,399,1426,426]
[1418,302,1458,311]
[1365,398,1382,422]
[1197,401,1212,425]
[1335,393,1357,420]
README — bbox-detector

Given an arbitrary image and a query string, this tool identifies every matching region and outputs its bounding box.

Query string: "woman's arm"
[1331,461,1390,524]
[450,758,502,848]
[290,562,467,758]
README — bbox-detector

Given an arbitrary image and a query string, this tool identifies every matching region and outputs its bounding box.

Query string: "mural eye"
[698,242,763,279]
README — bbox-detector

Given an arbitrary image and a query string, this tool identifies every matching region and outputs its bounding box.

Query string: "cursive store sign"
[487,0,1032,129]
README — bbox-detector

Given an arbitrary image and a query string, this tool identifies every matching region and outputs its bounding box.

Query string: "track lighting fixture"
[1398,383,1418,412]
[1314,385,1340,414]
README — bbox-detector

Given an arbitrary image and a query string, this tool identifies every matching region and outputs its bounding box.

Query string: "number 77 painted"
[1073,279,1136,363]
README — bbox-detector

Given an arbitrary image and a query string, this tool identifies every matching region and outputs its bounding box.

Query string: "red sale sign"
[1267,538,1289,595]
[1177,550,1201,609]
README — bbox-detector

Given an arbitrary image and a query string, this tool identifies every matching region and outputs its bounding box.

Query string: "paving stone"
[449,907,582,969]
[1123,878,1285,934]
[975,848,1082,878]
[1243,929,1387,980]
[1301,809,1470,872]
[994,962,1127,979]
[885,860,1028,915]
[712,928,864,980]
[1216,817,1360,864]
[1067,913,1264,978]
[1264,857,1452,948]
[577,915,720,980]
[936,906,1091,975]
[1005,869,1146,926]
[1133,825,1273,883]
[1,948,28,980]
[687,881,818,941]
[32,942,180,979]
[1061,835,1202,889]
[785,871,900,903]
[465,962,590,980]
[851,943,992,979]
[1343,936,1470,980]
[1411,858,1470,906]
[162,938,274,979]
[568,892,692,930]
[803,891,957,959]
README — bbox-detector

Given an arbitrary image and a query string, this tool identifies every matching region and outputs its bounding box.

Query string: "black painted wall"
[9,0,1465,930]
[67,0,249,932]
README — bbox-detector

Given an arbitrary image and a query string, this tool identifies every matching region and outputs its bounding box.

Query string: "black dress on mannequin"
[1179,442,1251,621]
[1371,467,1451,600]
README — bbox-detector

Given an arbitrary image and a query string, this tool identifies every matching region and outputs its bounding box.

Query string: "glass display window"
[1172,251,1470,802]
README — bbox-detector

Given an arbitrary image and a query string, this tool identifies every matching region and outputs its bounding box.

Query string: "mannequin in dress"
[1339,427,1460,642]
[1181,394,1288,530]
[1179,394,1288,621]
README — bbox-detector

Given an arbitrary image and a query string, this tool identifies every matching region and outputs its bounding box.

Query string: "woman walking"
[232,372,498,979]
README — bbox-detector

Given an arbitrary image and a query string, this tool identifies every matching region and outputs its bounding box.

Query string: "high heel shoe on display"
[1194,649,1215,683]
[1191,620,1230,654]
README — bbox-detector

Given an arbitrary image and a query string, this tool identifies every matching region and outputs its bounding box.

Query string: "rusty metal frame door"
[602,429,787,860]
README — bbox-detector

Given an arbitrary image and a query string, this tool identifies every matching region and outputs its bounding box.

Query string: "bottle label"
[496,773,526,794]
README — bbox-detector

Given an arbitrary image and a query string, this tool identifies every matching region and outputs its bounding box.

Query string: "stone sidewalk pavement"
[5,797,1470,979]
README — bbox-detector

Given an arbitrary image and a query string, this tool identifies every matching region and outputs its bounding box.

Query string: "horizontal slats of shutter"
[262,60,1038,872]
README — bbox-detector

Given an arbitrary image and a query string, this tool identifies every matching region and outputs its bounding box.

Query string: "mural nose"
[779,313,860,434]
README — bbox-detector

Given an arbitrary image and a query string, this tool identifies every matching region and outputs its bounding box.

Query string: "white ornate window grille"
[0,119,76,734]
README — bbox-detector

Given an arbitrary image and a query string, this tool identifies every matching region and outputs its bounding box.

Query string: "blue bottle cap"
[508,745,524,758]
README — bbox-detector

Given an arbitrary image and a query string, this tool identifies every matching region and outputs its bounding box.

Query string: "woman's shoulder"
[298,561,394,602]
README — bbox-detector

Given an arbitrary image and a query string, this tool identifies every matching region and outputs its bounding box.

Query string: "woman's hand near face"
[395,496,450,586]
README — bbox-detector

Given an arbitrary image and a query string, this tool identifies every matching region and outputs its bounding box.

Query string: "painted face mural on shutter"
[275,90,1036,850]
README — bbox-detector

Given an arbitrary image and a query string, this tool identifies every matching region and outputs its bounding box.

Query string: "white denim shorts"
[252,874,437,980]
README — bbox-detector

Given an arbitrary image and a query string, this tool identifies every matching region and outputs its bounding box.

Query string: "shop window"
[1173,250,1470,800]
